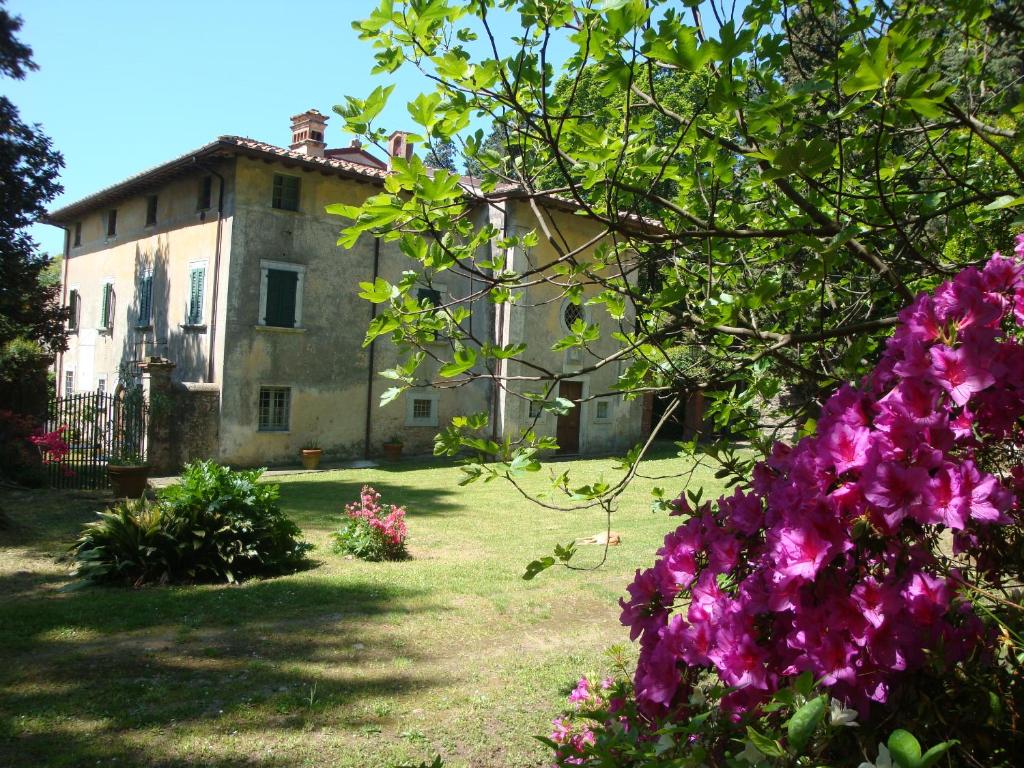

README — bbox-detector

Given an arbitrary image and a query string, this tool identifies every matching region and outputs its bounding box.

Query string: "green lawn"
[0,449,727,768]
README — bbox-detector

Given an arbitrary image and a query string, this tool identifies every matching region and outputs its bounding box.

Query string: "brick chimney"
[387,130,414,169]
[290,109,328,158]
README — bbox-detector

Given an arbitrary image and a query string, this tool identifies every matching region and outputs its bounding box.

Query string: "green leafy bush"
[331,485,408,561]
[70,461,312,585]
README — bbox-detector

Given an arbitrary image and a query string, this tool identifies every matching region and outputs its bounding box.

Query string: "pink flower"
[929,344,995,406]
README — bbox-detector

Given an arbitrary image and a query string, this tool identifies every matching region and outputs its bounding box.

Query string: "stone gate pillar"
[139,356,176,474]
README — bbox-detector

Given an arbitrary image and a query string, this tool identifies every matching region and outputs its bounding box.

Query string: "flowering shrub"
[29,425,71,467]
[332,485,409,561]
[551,241,1024,766]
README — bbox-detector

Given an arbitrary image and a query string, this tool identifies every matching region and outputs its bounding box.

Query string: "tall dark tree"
[424,137,458,173]
[0,1,66,415]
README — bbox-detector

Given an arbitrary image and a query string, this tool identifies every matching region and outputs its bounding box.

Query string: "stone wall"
[171,382,220,468]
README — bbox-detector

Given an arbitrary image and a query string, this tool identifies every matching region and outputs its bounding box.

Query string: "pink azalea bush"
[549,239,1024,766]
[332,485,409,561]
[29,425,71,466]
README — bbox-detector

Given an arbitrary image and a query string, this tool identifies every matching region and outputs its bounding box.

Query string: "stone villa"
[45,110,645,468]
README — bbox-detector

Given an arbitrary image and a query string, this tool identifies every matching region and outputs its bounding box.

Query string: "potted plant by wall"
[382,435,403,461]
[300,440,323,470]
[108,451,150,498]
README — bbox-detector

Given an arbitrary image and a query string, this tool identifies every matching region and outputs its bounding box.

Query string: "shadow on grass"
[0,576,441,767]
[276,475,464,530]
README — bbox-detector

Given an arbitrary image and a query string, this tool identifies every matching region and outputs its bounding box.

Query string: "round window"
[562,301,584,330]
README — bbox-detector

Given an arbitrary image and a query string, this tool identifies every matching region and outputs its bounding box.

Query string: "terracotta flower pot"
[300,448,323,470]
[382,442,403,461]
[108,464,150,498]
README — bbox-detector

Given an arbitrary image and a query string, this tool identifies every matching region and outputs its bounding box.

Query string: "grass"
[0,448,729,767]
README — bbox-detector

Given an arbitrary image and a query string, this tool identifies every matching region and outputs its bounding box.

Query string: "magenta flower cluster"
[346,485,408,546]
[29,425,71,469]
[621,240,1024,719]
[550,676,616,765]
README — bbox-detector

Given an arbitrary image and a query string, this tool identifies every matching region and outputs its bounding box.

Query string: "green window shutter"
[138,274,152,325]
[100,283,111,328]
[264,269,298,327]
[188,267,204,324]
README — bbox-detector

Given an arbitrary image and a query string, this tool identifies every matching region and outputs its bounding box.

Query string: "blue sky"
[8,0,554,256]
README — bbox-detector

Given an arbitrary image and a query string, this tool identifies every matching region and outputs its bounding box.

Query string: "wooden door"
[556,380,583,454]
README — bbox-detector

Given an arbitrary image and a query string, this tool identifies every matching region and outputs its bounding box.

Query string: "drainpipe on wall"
[56,226,70,398]
[364,237,381,458]
[201,161,226,384]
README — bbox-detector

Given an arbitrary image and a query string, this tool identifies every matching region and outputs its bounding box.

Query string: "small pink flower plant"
[332,485,408,561]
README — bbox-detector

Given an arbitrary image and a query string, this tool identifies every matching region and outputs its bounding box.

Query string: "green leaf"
[918,740,958,768]
[983,195,1024,211]
[887,729,922,768]
[522,556,555,580]
[786,695,825,755]
[745,727,786,758]
[439,347,477,378]
[379,387,405,407]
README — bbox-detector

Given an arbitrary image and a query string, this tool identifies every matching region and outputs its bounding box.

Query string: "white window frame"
[64,369,75,396]
[594,398,612,423]
[405,390,439,427]
[258,260,306,328]
[97,376,107,394]
[185,260,207,327]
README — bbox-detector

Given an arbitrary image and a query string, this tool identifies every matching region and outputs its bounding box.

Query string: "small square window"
[405,391,439,427]
[272,174,300,212]
[595,400,610,421]
[73,222,81,247]
[146,195,158,226]
[258,386,291,431]
[413,398,433,419]
[106,209,117,238]
[197,176,213,210]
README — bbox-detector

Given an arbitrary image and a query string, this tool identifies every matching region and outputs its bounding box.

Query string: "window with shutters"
[145,195,158,226]
[67,289,80,332]
[197,176,212,211]
[99,282,114,330]
[258,261,305,328]
[186,264,206,326]
[258,386,291,431]
[137,271,153,327]
[272,174,300,211]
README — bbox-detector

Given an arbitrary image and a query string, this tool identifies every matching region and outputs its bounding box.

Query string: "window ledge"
[135,324,153,331]
[257,428,291,434]
[254,325,307,334]
[179,323,207,333]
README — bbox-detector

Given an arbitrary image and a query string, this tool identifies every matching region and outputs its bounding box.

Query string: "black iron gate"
[44,388,147,490]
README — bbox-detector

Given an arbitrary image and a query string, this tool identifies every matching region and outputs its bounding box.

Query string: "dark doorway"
[556,380,583,454]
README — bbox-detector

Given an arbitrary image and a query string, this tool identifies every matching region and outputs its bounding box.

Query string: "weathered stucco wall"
[59,162,235,392]
[498,201,645,454]
[216,157,490,466]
